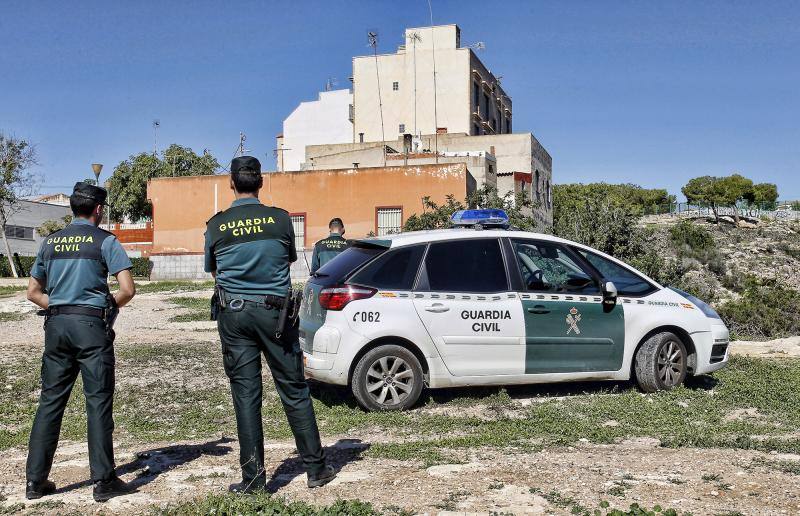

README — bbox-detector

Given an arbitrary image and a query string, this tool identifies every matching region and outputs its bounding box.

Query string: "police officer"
[25,182,136,502]
[310,218,349,274]
[204,156,335,493]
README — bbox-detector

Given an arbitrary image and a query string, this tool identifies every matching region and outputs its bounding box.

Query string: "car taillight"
[318,285,376,311]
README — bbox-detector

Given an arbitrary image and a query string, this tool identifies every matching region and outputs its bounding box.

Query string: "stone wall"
[149,252,314,282]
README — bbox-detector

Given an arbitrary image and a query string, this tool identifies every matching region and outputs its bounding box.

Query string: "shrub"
[669,220,726,276]
[156,493,380,515]
[0,255,36,277]
[130,257,152,279]
[716,278,800,340]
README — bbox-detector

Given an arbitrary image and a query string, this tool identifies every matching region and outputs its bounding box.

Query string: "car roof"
[357,228,664,289]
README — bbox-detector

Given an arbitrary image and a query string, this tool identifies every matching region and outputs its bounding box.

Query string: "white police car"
[300,210,729,411]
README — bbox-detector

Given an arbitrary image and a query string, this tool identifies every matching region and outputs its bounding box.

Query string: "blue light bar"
[450,209,510,228]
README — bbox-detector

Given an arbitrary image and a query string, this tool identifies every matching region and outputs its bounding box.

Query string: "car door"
[412,237,525,377]
[510,239,625,374]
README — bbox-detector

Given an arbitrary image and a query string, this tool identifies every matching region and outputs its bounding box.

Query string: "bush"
[156,493,380,515]
[716,278,800,340]
[130,257,152,279]
[669,220,726,276]
[0,255,36,277]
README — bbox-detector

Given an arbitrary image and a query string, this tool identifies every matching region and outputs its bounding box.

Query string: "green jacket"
[310,233,349,273]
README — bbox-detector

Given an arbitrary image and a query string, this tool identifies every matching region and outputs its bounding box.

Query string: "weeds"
[135,281,214,295]
[155,492,379,515]
[0,312,25,322]
[0,286,25,298]
[167,296,210,323]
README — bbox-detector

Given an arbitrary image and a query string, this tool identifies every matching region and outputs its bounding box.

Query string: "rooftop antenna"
[408,31,422,136]
[235,132,251,157]
[152,119,160,155]
[368,30,386,166]
[324,77,338,91]
[466,41,486,51]
[427,0,439,163]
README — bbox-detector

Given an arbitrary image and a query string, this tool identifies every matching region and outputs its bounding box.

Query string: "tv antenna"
[152,119,160,155]
[235,132,251,157]
[466,41,486,51]
[324,77,338,91]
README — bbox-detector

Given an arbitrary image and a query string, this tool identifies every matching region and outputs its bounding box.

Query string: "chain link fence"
[636,200,800,220]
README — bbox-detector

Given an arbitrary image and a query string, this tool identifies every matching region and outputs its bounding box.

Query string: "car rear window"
[311,246,384,287]
[424,239,508,293]
[348,244,426,290]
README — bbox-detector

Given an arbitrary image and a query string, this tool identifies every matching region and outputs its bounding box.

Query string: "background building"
[276,89,353,171]
[146,163,476,279]
[2,200,70,256]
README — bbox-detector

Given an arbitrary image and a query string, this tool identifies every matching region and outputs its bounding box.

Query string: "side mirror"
[602,281,618,312]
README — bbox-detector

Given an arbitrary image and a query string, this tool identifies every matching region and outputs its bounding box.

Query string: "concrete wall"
[150,251,315,281]
[279,89,353,171]
[146,163,471,255]
[2,200,71,256]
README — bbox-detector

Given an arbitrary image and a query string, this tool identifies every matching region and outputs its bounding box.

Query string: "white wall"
[280,89,353,171]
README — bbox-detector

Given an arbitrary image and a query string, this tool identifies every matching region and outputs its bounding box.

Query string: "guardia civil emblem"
[566,307,581,335]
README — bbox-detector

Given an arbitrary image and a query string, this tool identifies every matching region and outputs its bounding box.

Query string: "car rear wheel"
[352,345,423,411]
[634,331,688,393]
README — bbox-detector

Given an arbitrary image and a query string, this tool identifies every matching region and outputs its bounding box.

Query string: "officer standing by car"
[205,156,335,493]
[310,218,349,274]
[25,182,136,502]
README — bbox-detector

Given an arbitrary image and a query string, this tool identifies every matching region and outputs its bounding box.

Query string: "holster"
[211,284,226,321]
[275,288,301,340]
[104,293,119,339]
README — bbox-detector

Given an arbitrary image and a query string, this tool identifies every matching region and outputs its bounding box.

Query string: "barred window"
[392,81,399,91]
[290,214,305,250]
[376,207,402,236]
[4,225,34,240]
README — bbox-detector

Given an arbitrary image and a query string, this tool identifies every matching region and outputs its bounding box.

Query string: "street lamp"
[91,163,108,228]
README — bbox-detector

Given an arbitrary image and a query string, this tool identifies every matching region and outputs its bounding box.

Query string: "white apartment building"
[352,24,511,142]
[276,89,353,171]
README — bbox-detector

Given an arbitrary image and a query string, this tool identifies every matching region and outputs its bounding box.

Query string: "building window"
[399,123,405,134]
[290,214,306,250]
[376,207,402,236]
[473,82,480,112]
[534,170,541,201]
[392,81,399,91]
[4,225,34,240]
[359,132,364,143]
[482,92,490,119]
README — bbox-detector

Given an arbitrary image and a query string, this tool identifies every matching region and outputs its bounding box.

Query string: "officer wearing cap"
[25,182,136,502]
[204,156,335,493]
[310,218,349,274]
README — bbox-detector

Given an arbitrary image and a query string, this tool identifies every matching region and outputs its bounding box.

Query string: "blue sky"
[1,0,798,199]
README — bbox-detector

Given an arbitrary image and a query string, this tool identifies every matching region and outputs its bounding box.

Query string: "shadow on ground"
[265,438,369,493]
[56,437,234,494]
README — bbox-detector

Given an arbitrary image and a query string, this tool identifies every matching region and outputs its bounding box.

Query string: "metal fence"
[637,200,800,220]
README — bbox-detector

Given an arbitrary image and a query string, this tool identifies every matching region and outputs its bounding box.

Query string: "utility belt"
[37,293,118,338]
[211,285,302,340]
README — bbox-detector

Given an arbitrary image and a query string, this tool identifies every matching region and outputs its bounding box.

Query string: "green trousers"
[217,303,325,486]
[26,314,116,483]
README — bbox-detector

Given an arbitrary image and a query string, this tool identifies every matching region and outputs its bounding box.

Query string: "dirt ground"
[1,285,799,515]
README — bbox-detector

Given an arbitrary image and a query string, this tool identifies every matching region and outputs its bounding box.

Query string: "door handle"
[424,303,450,313]
[527,305,550,315]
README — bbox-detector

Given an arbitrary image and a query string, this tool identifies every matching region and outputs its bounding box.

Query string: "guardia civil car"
[300,210,729,411]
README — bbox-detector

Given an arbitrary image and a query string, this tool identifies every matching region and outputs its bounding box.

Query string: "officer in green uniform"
[205,156,335,493]
[310,218,349,274]
[25,182,136,502]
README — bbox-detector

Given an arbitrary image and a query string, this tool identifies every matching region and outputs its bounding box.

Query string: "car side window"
[424,239,508,293]
[511,240,600,294]
[349,244,426,290]
[576,249,656,296]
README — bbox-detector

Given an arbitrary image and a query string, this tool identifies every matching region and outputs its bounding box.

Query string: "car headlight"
[668,287,721,319]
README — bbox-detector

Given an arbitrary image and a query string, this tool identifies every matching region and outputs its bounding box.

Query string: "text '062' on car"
[300,210,730,411]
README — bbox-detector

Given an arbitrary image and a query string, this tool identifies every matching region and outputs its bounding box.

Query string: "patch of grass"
[135,281,214,295]
[751,456,800,475]
[701,473,722,482]
[167,296,210,323]
[0,285,25,298]
[530,487,591,514]
[0,312,25,322]
[155,492,380,515]
[434,490,469,511]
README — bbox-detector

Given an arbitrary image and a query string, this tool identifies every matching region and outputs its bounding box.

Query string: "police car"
[300,209,729,411]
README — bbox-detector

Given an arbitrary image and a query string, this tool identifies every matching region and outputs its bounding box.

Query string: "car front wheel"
[351,345,423,411]
[634,331,688,393]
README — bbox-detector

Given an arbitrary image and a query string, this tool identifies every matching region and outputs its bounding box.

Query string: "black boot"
[25,479,56,500]
[228,480,266,495]
[307,465,336,488]
[93,476,132,502]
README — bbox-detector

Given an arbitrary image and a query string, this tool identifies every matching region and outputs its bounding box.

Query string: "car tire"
[351,345,424,411]
[634,331,688,393]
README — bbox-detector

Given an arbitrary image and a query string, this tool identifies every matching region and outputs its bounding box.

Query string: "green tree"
[553,183,674,216]
[682,173,757,225]
[747,182,779,208]
[37,215,73,237]
[108,144,219,221]
[0,132,38,277]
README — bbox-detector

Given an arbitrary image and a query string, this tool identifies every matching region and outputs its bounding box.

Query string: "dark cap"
[329,218,344,228]
[231,156,261,174]
[71,182,108,205]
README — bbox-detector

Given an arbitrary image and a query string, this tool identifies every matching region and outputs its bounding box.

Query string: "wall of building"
[146,163,472,255]
[278,89,353,171]
[2,200,71,256]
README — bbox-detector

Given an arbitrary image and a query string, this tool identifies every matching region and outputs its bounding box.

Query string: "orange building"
[147,163,475,255]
